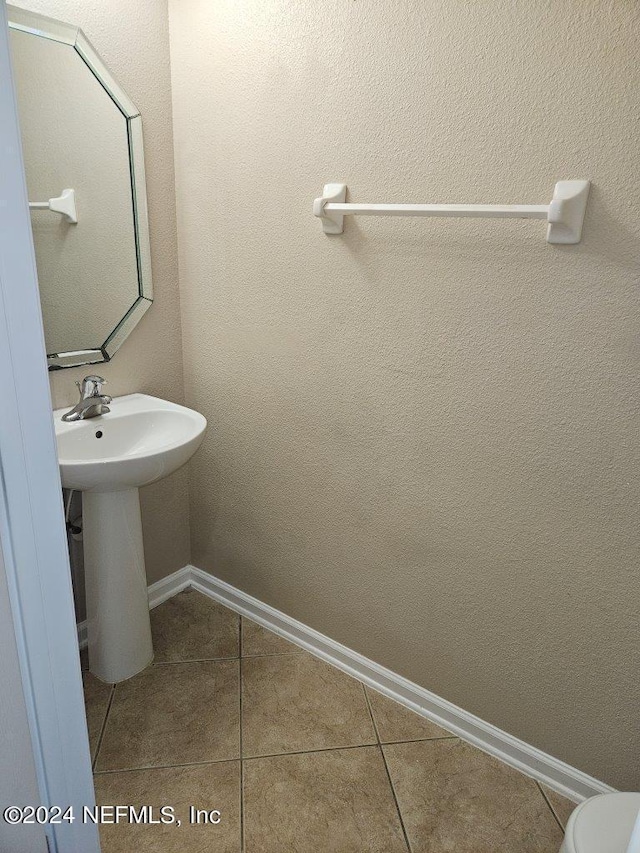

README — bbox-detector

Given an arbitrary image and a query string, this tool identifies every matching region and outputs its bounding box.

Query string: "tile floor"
[83,588,577,852]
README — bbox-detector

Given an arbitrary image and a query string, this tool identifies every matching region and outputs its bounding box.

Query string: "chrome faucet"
[61,375,112,422]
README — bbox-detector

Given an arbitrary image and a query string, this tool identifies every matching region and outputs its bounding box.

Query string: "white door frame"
[0,3,100,851]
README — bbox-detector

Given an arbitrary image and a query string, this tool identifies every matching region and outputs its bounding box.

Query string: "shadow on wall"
[577,183,639,270]
[63,488,86,622]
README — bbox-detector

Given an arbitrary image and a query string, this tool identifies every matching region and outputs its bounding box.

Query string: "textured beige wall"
[169,0,640,788]
[16,0,190,583]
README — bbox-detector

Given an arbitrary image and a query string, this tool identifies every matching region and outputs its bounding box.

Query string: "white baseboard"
[147,565,193,608]
[79,563,615,803]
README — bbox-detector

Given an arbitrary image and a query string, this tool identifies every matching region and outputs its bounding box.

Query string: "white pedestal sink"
[54,394,206,683]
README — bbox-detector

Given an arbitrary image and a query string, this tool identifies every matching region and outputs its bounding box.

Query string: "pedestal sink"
[54,393,206,683]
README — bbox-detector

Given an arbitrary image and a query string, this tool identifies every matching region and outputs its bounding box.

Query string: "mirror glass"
[8,5,153,370]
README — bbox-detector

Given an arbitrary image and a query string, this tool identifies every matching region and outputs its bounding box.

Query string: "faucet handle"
[77,375,107,399]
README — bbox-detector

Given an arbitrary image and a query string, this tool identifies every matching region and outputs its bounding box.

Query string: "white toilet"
[561,793,640,853]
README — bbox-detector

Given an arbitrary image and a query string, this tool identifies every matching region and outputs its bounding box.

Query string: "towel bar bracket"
[29,188,77,224]
[312,183,347,234]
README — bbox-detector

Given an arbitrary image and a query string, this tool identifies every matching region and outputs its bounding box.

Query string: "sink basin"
[54,393,206,492]
[53,393,207,683]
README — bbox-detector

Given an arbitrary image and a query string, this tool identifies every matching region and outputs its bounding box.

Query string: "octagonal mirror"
[8,5,153,370]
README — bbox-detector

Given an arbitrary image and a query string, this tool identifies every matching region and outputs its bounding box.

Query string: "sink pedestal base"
[83,488,153,683]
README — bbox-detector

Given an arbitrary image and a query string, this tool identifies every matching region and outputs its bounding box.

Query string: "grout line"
[93,755,240,775]
[92,739,459,777]
[239,616,245,853]
[361,685,412,853]
[361,683,381,745]
[243,742,378,762]
[91,683,116,772]
[242,651,305,658]
[150,651,304,667]
[152,655,240,665]
[379,743,413,853]
[380,735,458,746]
[536,781,566,832]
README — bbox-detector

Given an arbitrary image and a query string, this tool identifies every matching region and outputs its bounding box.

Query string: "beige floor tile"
[540,783,578,828]
[384,739,563,853]
[243,746,408,852]
[83,673,113,761]
[365,687,455,743]
[242,653,376,757]
[95,761,240,853]
[96,661,239,771]
[241,617,303,657]
[151,589,239,662]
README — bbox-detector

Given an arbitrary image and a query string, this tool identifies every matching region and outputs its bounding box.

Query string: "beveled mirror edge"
[8,5,154,371]
[103,296,152,359]
[128,116,153,300]
[74,29,139,118]
[48,349,106,371]
[6,4,77,46]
